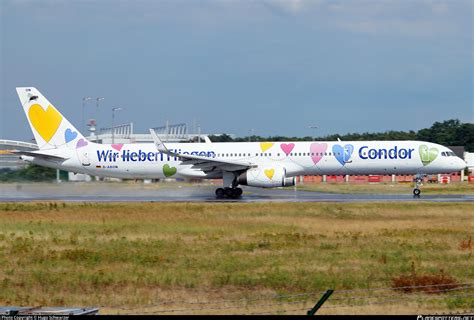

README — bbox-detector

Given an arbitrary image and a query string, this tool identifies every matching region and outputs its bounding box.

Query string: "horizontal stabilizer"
[12,150,69,161]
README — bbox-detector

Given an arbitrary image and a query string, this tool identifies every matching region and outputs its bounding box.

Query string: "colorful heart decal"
[260,142,274,152]
[310,143,327,165]
[28,104,63,142]
[264,169,275,180]
[419,145,438,166]
[332,144,354,166]
[163,164,177,177]
[76,138,88,149]
[280,143,295,156]
[112,144,123,151]
[64,128,78,143]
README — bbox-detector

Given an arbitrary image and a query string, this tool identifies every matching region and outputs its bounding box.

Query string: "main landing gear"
[216,172,244,199]
[413,175,424,198]
[215,187,243,199]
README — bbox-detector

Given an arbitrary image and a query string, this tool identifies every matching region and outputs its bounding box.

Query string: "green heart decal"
[419,145,439,166]
[163,164,177,177]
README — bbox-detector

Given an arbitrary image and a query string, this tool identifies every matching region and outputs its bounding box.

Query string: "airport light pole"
[82,97,92,133]
[96,97,105,109]
[308,125,318,141]
[93,97,105,136]
[111,107,123,144]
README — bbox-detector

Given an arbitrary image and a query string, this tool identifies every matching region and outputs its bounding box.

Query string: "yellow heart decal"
[260,142,274,152]
[28,104,63,142]
[264,169,275,180]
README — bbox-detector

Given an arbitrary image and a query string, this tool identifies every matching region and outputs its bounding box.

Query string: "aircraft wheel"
[234,188,243,196]
[224,187,234,197]
[215,188,225,198]
[413,188,421,197]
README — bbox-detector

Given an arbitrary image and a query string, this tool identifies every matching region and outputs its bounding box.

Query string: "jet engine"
[237,167,295,188]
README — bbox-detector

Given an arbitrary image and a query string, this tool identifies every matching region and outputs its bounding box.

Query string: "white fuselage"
[27,140,466,181]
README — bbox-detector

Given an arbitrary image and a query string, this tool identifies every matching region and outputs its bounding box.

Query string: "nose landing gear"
[216,187,243,199]
[413,187,421,197]
[413,175,424,198]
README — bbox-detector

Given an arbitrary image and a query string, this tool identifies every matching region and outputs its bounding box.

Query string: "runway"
[1,183,473,202]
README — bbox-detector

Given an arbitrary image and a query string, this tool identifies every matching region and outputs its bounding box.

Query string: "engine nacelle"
[237,167,295,188]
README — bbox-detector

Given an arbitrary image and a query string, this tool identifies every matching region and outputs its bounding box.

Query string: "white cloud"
[261,0,323,16]
[323,0,470,38]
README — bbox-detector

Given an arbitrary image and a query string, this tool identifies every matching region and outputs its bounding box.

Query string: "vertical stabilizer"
[16,87,88,150]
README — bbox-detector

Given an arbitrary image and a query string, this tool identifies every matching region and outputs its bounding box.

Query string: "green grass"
[0,202,473,314]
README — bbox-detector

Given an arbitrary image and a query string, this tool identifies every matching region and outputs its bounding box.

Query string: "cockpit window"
[443,151,457,157]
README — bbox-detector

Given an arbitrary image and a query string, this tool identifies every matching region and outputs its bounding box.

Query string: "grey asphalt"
[0,182,472,203]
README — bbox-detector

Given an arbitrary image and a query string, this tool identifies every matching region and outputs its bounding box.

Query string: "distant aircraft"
[14,87,466,198]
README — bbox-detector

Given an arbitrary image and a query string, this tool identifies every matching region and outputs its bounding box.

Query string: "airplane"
[14,87,466,198]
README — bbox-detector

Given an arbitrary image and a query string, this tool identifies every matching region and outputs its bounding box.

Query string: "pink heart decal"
[112,144,123,151]
[280,143,295,156]
[310,142,327,165]
[76,138,88,149]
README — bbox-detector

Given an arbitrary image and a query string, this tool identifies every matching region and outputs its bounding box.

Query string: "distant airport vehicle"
[15,87,466,198]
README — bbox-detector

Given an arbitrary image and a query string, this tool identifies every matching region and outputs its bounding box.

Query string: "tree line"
[209,119,474,152]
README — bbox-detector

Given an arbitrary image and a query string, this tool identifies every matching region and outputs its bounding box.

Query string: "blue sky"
[1,0,472,142]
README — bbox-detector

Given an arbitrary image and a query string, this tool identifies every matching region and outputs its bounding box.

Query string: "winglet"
[149,129,170,153]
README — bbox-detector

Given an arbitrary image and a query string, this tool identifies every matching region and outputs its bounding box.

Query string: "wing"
[149,129,255,172]
[11,150,69,161]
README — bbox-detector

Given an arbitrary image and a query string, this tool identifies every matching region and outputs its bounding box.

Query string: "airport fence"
[102,282,474,315]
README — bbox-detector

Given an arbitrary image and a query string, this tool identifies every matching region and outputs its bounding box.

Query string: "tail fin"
[16,87,88,150]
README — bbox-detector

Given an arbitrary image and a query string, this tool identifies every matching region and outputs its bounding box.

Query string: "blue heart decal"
[332,144,354,165]
[64,128,78,143]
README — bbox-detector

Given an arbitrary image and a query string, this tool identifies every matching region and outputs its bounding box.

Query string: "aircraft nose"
[455,157,467,171]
